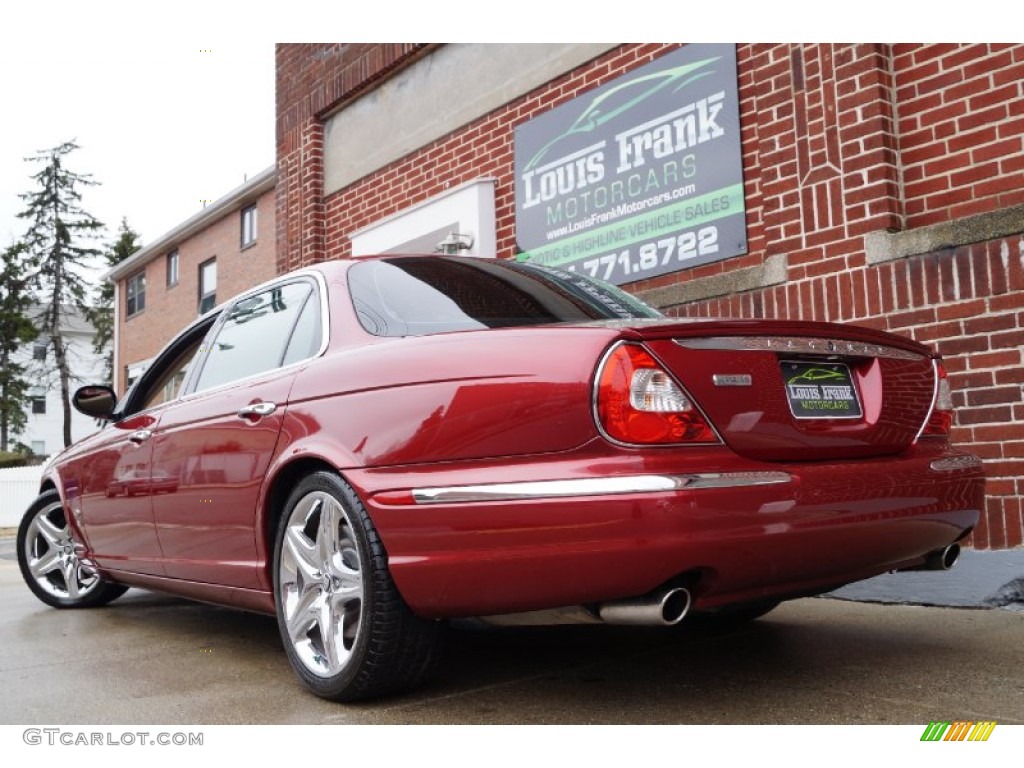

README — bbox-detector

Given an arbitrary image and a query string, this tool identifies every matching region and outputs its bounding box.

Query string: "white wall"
[12,325,107,457]
[350,179,497,258]
[0,464,44,528]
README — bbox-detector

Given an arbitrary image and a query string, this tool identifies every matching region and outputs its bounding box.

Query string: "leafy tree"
[18,140,104,448]
[0,242,38,451]
[88,218,141,385]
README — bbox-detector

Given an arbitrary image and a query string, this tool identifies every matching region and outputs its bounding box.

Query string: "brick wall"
[275,43,1024,549]
[670,44,1024,550]
[895,44,1024,225]
[275,44,434,274]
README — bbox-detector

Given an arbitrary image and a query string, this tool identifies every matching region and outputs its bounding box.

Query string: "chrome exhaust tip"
[900,543,961,572]
[597,587,692,626]
[932,543,961,570]
[474,586,694,627]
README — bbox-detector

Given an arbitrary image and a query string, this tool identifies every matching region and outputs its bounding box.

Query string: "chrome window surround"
[120,270,332,417]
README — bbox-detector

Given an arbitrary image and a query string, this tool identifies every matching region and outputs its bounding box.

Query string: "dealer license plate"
[781,361,863,419]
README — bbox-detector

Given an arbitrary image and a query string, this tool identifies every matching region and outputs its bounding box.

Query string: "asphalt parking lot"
[1,535,1021,726]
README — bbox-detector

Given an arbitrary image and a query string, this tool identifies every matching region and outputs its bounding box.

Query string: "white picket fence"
[0,464,44,528]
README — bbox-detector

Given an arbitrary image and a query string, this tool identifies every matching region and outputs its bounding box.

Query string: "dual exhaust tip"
[592,543,961,625]
[483,541,963,630]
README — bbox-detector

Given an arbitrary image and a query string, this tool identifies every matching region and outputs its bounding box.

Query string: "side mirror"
[73,385,118,420]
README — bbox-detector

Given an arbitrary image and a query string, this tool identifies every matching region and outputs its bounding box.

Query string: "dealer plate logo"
[782,361,862,419]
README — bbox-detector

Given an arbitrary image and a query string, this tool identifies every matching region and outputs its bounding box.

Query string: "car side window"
[140,342,204,411]
[281,290,322,367]
[191,280,316,393]
[118,318,217,418]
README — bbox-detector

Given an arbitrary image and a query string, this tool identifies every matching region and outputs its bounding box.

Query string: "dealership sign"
[515,44,746,286]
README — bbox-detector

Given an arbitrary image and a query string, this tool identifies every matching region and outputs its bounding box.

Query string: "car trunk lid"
[621,320,936,461]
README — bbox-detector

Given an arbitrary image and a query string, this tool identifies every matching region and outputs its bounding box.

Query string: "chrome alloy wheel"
[278,490,364,678]
[22,498,102,601]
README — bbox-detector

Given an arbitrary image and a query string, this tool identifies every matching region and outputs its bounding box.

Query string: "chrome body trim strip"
[411,472,794,504]
[674,336,926,361]
[914,358,942,443]
[929,455,983,472]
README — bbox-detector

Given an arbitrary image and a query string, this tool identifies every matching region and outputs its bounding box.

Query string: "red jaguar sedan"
[18,256,985,701]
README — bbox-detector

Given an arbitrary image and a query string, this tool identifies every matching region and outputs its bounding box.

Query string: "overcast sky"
[0,3,990,268]
[0,9,275,255]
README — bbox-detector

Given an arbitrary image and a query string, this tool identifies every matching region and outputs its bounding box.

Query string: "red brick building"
[272,43,1024,549]
[108,167,277,392]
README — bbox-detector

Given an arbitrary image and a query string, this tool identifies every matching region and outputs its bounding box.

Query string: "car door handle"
[129,429,152,444]
[237,402,277,419]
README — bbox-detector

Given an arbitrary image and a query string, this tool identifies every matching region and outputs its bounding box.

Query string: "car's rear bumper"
[350,442,985,618]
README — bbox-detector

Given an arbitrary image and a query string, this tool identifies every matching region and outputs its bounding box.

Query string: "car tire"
[17,489,129,609]
[273,471,443,701]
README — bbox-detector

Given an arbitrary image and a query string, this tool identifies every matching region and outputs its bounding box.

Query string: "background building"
[273,43,1024,550]
[107,167,276,393]
[16,306,105,457]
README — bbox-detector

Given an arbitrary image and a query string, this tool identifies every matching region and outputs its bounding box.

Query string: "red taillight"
[595,343,717,445]
[921,360,953,437]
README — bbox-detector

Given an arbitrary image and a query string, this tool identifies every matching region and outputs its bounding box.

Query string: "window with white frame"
[241,204,258,248]
[126,270,146,317]
[126,359,152,390]
[198,258,217,314]
[167,249,179,287]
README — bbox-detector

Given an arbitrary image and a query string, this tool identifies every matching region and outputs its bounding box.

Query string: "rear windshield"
[349,257,662,337]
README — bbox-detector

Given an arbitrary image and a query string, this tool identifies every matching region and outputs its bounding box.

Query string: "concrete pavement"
[829,547,1024,610]
[1,535,1021,725]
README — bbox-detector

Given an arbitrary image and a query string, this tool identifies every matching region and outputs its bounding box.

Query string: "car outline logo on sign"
[782,361,863,419]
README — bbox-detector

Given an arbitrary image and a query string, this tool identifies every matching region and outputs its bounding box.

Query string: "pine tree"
[0,242,39,451]
[88,218,141,385]
[18,140,105,448]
